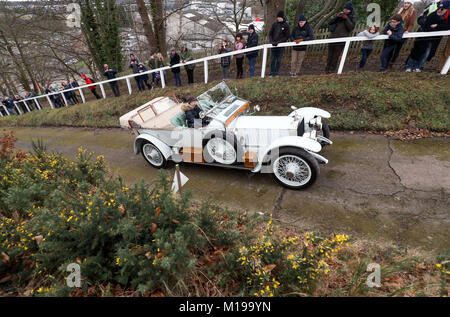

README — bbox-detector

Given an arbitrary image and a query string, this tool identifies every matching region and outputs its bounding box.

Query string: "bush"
[0,131,351,297]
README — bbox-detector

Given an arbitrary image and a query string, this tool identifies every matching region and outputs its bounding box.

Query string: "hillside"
[1,72,449,132]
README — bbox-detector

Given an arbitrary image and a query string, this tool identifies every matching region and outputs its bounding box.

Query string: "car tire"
[270,147,319,190]
[141,141,167,169]
[202,131,239,165]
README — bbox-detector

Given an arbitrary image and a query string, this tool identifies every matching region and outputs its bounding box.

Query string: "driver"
[181,96,207,128]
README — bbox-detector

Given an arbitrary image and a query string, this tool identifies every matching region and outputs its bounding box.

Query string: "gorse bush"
[1,130,355,297]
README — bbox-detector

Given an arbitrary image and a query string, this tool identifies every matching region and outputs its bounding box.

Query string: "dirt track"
[9,127,450,251]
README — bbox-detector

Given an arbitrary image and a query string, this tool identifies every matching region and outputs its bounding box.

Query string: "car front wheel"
[141,141,167,169]
[271,147,319,190]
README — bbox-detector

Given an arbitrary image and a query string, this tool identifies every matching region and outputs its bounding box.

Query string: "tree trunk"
[294,0,308,25]
[136,0,158,53]
[150,0,167,54]
[264,0,286,42]
[313,0,345,31]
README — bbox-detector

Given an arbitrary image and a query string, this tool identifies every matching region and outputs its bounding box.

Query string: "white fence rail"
[1,30,449,117]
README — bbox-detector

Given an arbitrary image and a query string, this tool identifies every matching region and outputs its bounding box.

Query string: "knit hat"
[439,1,450,9]
[170,47,175,51]
[276,10,284,18]
[248,24,255,30]
[298,14,307,22]
[344,2,354,12]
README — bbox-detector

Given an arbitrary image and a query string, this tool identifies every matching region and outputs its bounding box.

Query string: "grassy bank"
[1,72,449,131]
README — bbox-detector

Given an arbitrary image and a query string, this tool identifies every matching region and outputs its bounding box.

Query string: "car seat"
[171,112,187,127]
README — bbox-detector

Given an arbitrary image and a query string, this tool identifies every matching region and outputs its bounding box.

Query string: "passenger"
[181,96,205,128]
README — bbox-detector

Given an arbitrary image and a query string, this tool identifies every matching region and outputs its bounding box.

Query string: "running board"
[177,160,253,171]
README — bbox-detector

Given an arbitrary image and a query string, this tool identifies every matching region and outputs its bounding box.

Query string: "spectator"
[357,25,380,70]
[380,14,405,72]
[219,40,232,80]
[62,82,75,105]
[24,91,37,111]
[70,79,81,103]
[389,1,417,69]
[234,33,246,79]
[138,63,152,90]
[149,51,161,84]
[129,53,144,91]
[406,1,450,72]
[65,82,79,105]
[155,52,167,85]
[103,64,120,97]
[14,95,28,113]
[169,48,182,87]
[80,74,101,99]
[45,85,56,108]
[52,86,64,108]
[2,97,16,115]
[290,14,314,77]
[246,24,259,77]
[325,2,356,73]
[269,10,290,77]
[180,44,195,84]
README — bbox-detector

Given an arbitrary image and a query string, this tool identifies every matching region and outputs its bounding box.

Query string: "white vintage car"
[119,82,332,189]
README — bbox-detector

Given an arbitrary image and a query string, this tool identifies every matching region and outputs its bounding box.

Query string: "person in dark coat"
[406,1,450,72]
[169,48,182,87]
[103,64,120,97]
[325,2,356,73]
[290,14,314,76]
[2,97,17,115]
[138,63,152,90]
[269,10,290,76]
[380,14,405,72]
[182,96,206,128]
[24,91,37,110]
[246,24,259,77]
[129,53,144,91]
[70,79,81,103]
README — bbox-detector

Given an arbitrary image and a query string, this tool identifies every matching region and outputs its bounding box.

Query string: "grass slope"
[1,72,449,131]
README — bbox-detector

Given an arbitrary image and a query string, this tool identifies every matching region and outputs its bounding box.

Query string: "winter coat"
[103,68,118,80]
[357,30,379,50]
[181,103,202,128]
[81,75,96,91]
[149,57,164,70]
[269,19,290,45]
[328,13,356,38]
[71,81,80,88]
[180,49,196,70]
[234,41,245,58]
[399,7,417,32]
[129,55,140,73]
[413,9,450,61]
[246,32,259,58]
[218,47,232,67]
[290,22,314,51]
[137,65,149,81]
[382,22,405,46]
[170,53,181,73]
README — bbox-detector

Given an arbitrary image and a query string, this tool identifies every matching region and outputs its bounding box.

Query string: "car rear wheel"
[141,141,167,169]
[271,147,319,190]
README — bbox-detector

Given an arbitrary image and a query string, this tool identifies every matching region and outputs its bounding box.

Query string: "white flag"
[172,170,189,193]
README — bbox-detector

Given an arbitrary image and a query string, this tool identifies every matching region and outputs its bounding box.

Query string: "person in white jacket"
[357,25,380,70]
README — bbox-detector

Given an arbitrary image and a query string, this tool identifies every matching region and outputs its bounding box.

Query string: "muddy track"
[9,126,450,251]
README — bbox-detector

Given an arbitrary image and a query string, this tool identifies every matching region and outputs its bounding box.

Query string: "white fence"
[1,30,449,117]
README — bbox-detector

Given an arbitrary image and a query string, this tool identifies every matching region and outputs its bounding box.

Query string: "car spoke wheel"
[205,138,237,165]
[271,147,319,190]
[142,142,166,168]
